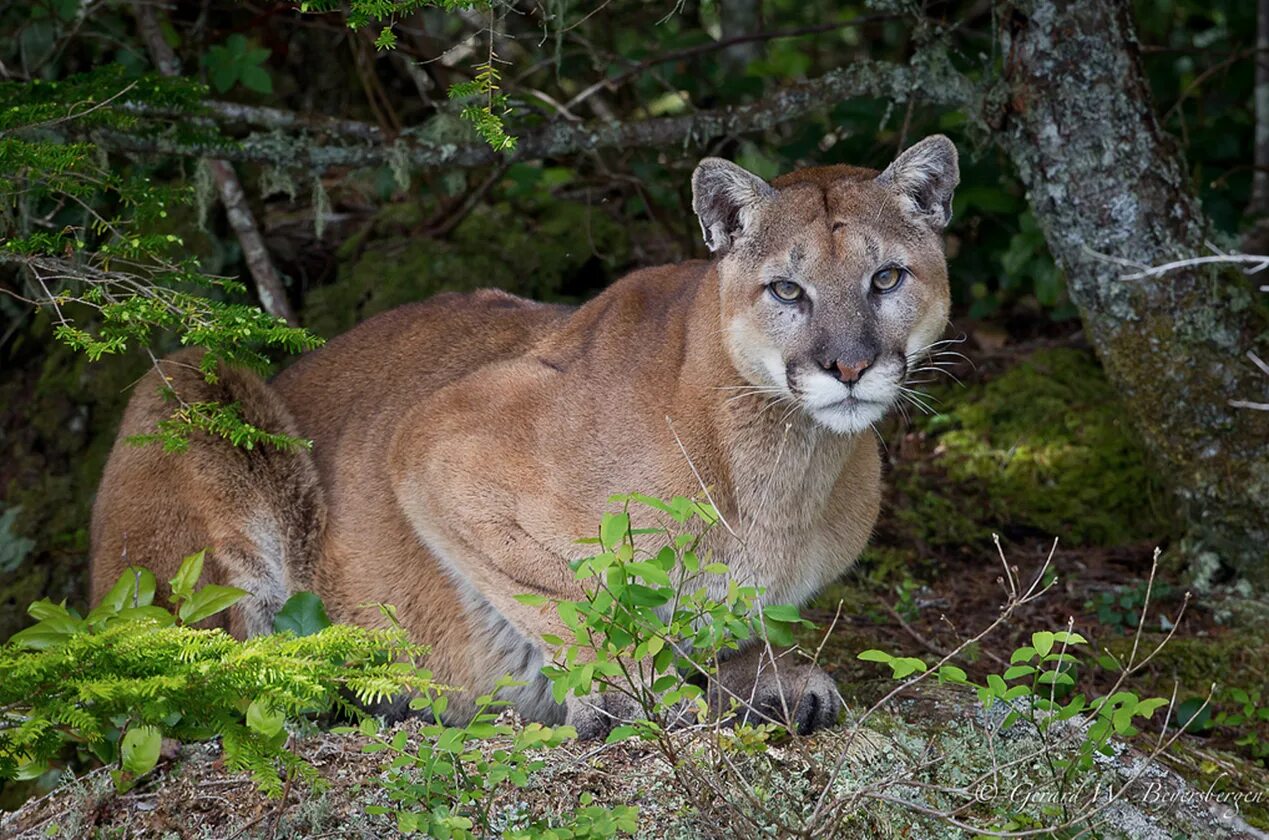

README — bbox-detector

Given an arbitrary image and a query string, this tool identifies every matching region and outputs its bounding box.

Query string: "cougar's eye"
[768,280,805,303]
[871,266,906,293]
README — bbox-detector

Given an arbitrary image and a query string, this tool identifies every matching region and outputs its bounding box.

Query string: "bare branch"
[89,58,974,174]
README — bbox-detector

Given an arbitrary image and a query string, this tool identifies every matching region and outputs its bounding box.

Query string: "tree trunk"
[1252,0,1269,215]
[992,0,1269,586]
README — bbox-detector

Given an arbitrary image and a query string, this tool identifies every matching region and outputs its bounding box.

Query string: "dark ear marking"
[875,135,960,231]
[691,158,776,253]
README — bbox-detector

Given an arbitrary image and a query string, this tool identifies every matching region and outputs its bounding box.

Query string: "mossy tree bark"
[991,0,1269,585]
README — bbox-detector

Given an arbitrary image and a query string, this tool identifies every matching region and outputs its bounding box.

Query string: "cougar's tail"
[90,349,325,637]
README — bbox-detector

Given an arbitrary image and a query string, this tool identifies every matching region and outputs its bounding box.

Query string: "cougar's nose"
[832,356,874,384]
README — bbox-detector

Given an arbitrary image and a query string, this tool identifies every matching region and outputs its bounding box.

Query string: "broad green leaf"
[91,567,157,619]
[246,699,285,738]
[27,598,73,622]
[121,725,162,776]
[623,561,671,586]
[1133,697,1169,719]
[239,65,272,94]
[857,649,894,663]
[178,583,247,625]
[1031,631,1055,657]
[890,657,926,679]
[169,550,205,602]
[599,512,630,550]
[1010,646,1038,664]
[7,619,77,650]
[273,591,332,636]
[762,604,803,623]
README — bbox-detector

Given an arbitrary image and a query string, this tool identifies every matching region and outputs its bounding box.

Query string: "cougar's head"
[692,135,958,435]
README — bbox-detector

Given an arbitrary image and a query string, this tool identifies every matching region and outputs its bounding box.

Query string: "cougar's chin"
[807,397,889,434]
[798,369,897,434]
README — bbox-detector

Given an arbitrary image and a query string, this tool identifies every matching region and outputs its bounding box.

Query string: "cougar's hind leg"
[91,349,326,637]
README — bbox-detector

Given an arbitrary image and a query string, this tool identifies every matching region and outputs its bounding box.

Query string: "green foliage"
[273,591,334,637]
[1178,687,1269,764]
[1,63,322,451]
[297,0,514,150]
[1085,580,1174,632]
[0,555,430,795]
[448,61,517,153]
[535,493,813,742]
[356,679,635,837]
[859,627,1175,786]
[203,34,273,94]
[125,397,313,453]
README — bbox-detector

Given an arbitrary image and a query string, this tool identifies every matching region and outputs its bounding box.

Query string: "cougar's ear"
[692,157,776,253]
[876,135,959,231]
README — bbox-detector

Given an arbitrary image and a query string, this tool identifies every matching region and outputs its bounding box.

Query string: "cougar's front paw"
[564,691,645,740]
[732,663,842,736]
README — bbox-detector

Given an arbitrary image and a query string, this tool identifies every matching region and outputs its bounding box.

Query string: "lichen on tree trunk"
[991,0,1269,585]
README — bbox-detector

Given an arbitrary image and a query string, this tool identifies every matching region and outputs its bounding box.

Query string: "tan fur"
[91,137,958,735]
[91,350,324,637]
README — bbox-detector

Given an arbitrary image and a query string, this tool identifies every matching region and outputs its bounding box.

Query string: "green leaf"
[7,619,77,650]
[169,550,205,602]
[92,567,157,618]
[1133,697,1169,719]
[514,593,549,607]
[239,65,273,94]
[599,512,629,550]
[623,561,671,586]
[273,591,332,636]
[27,599,73,622]
[178,583,248,625]
[1031,631,1055,657]
[762,604,803,623]
[889,657,926,679]
[937,665,968,684]
[606,725,639,743]
[1003,665,1036,680]
[246,699,285,738]
[121,725,162,776]
[208,61,237,93]
[857,649,894,663]
[1010,646,1038,664]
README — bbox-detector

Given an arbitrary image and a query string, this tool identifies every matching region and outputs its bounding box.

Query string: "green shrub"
[528,492,813,743]
[0,552,430,795]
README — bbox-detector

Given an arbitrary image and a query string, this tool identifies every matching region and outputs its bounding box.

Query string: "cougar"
[91,135,958,737]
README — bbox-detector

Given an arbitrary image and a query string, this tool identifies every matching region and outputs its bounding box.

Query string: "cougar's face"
[692,136,957,435]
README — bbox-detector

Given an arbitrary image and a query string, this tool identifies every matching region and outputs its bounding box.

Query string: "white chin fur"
[809,399,889,434]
